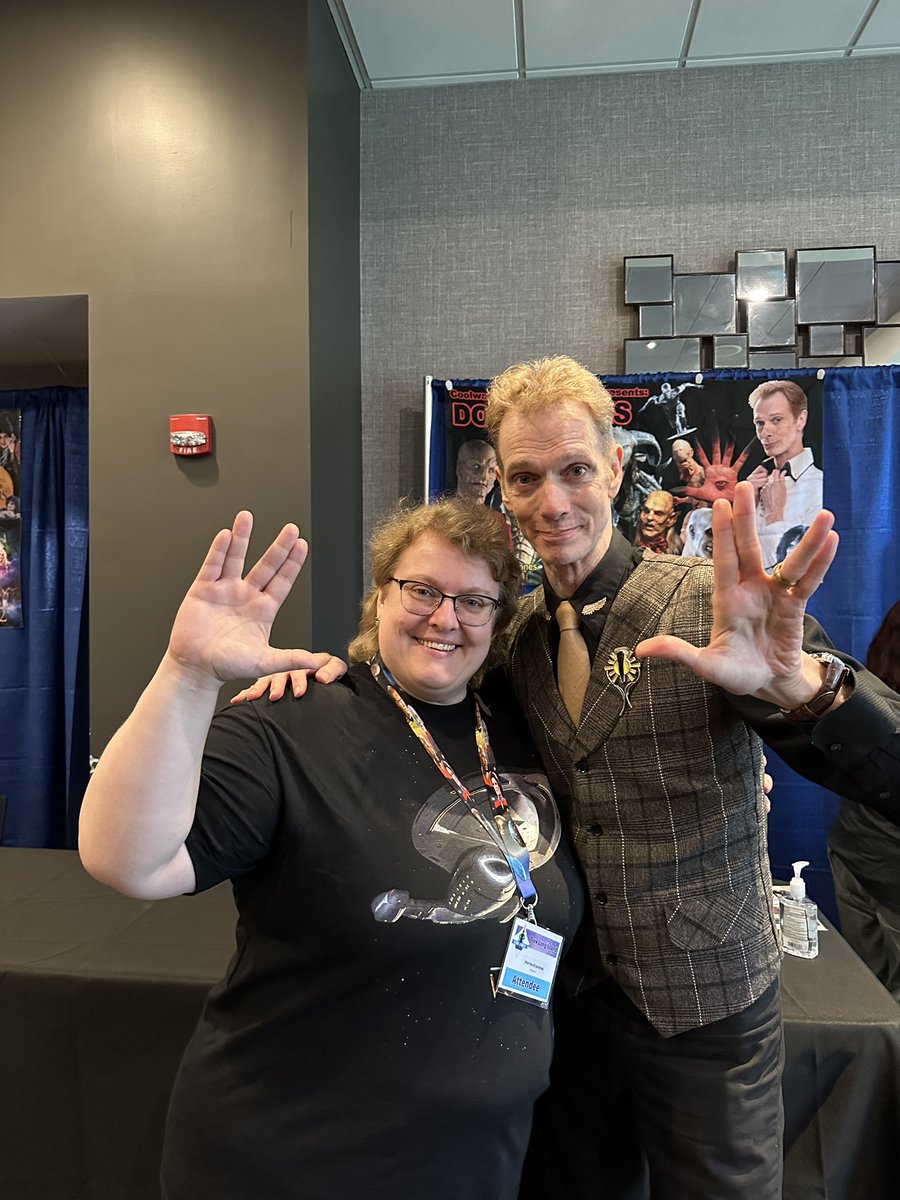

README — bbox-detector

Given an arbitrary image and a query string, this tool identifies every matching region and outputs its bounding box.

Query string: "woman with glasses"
[78,498,582,1200]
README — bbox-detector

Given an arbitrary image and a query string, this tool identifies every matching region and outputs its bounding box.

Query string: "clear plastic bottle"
[779,860,819,959]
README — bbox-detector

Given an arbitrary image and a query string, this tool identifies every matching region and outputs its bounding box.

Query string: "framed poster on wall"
[0,409,23,627]
[425,371,824,584]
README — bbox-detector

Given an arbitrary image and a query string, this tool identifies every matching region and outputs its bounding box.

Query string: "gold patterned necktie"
[556,600,591,725]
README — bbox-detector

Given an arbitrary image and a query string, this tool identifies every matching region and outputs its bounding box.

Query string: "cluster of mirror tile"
[623,249,900,374]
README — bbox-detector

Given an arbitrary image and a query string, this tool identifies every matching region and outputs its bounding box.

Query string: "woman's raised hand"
[166,512,333,686]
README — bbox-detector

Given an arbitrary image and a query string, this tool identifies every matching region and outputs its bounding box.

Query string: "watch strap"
[780,655,851,722]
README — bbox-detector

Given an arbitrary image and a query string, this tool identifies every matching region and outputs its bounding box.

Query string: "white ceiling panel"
[331,0,899,89]
[855,1,900,51]
[522,0,692,69]
[689,0,869,61]
[341,0,518,83]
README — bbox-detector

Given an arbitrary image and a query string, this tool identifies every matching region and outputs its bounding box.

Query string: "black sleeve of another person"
[727,616,900,822]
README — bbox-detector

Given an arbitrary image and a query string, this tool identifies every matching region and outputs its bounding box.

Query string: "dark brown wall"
[308,0,363,651]
[0,0,361,749]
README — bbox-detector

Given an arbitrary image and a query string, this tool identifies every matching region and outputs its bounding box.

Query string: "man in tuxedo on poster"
[746,379,823,570]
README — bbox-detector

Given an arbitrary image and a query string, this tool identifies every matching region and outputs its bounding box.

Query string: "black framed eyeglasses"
[389,578,500,627]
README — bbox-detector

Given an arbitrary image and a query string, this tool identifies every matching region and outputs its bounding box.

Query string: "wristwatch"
[780,653,851,722]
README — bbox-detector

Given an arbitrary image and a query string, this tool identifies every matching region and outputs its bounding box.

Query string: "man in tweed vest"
[485,356,899,1200]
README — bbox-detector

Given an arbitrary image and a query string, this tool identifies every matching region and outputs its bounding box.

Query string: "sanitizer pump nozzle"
[789,861,809,898]
[780,860,818,959]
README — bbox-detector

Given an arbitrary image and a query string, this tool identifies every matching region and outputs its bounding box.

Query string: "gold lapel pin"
[604,647,641,716]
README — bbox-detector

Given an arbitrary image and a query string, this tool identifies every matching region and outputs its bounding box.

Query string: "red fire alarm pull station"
[170,414,213,456]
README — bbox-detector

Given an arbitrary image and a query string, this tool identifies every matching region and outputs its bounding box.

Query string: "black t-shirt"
[162,663,583,1200]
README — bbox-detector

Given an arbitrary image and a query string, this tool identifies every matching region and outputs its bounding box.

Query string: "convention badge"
[494,915,564,1009]
[604,646,641,716]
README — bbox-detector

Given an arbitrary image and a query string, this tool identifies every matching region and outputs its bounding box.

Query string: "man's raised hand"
[636,481,838,709]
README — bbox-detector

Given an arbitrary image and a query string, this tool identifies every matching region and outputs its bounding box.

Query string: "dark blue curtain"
[0,388,89,847]
[771,366,900,918]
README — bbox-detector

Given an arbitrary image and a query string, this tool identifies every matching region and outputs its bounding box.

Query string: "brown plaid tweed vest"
[506,554,780,1037]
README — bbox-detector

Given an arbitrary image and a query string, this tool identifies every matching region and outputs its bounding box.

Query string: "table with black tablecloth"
[0,848,234,1200]
[1,849,897,1200]
[781,908,900,1200]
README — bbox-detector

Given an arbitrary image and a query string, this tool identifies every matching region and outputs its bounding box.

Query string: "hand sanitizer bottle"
[780,860,819,959]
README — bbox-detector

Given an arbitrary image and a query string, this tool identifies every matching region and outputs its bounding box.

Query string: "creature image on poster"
[0,409,23,627]
[424,374,823,588]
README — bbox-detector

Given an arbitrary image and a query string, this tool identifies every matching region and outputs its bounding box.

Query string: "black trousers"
[519,977,784,1200]
[828,845,900,1001]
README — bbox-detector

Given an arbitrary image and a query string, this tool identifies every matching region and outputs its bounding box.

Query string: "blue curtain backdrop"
[0,387,89,848]
[795,365,899,917]
[428,367,900,922]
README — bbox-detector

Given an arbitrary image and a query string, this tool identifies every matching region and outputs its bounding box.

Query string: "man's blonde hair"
[348,497,521,686]
[747,379,808,418]
[485,356,615,457]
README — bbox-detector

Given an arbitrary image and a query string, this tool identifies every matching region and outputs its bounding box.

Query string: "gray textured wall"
[360,56,900,543]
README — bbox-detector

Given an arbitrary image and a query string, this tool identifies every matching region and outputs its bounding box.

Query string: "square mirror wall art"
[747,299,796,348]
[624,256,673,306]
[622,245,895,372]
[796,247,876,325]
[638,305,674,337]
[748,349,797,369]
[736,250,788,301]
[798,356,863,368]
[673,274,737,337]
[863,326,900,366]
[876,262,900,326]
[713,334,749,369]
[808,325,846,357]
[624,337,701,375]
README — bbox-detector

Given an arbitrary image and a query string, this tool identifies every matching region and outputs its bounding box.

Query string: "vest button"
[606,953,618,966]
[575,759,589,773]
[594,891,608,905]
[589,823,603,836]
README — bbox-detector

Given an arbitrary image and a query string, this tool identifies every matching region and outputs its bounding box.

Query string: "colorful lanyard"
[369,657,537,909]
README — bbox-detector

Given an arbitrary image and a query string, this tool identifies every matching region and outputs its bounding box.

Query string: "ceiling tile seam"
[846,0,884,55]
[514,0,527,79]
[679,0,704,69]
[326,0,371,89]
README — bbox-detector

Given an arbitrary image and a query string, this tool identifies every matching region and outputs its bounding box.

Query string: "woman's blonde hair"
[348,497,522,686]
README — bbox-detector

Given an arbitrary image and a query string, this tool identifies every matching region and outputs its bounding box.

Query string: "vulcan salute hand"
[636,481,839,710]
[167,511,342,689]
[79,511,345,900]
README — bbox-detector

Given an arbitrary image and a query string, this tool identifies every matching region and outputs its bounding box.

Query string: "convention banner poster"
[425,374,823,586]
[425,377,542,591]
[606,374,823,568]
[0,409,23,627]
